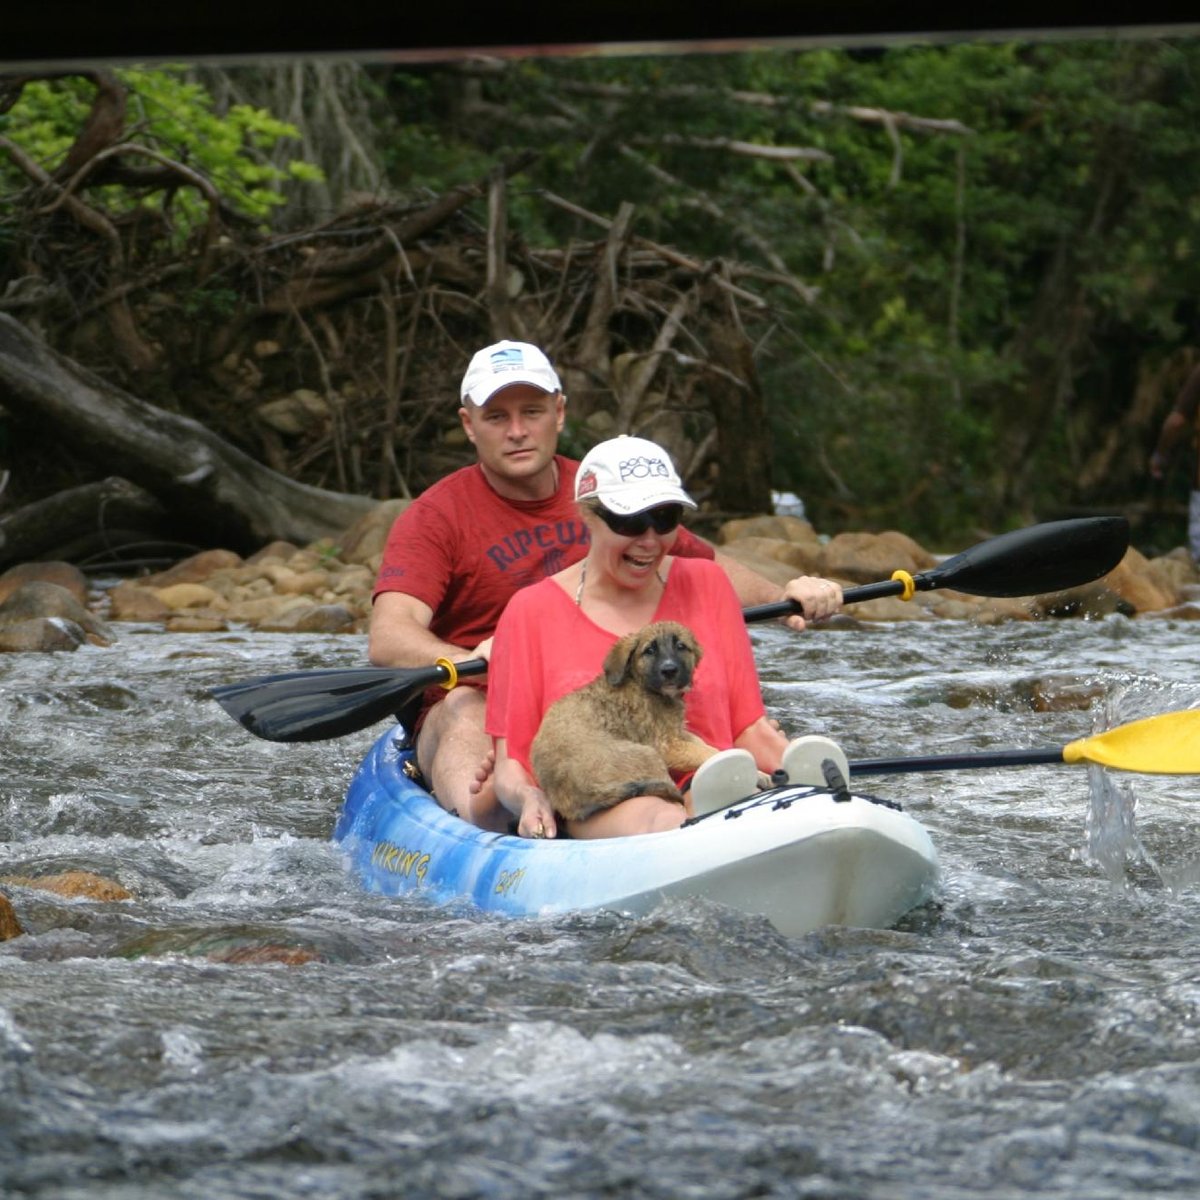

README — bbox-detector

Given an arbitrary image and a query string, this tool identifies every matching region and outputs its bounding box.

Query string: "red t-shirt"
[485,556,766,777]
[373,455,714,648]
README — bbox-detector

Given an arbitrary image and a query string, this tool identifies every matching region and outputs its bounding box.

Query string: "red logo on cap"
[577,469,598,497]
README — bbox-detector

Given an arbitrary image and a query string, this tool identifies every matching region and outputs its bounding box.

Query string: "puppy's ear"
[603,632,640,686]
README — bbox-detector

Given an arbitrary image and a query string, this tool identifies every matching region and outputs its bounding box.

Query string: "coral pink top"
[486,556,766,777]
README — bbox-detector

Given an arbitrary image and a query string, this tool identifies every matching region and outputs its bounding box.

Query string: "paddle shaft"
[744,514,1129,622]
[850,747,1066,776]
[744,579,910,622]
[848,709,1200,777]
[212,515,1130,743]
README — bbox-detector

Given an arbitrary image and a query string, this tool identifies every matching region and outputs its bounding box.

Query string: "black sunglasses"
[594,504,684,538]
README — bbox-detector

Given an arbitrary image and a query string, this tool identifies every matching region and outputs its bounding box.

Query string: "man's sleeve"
[372,498,455,608]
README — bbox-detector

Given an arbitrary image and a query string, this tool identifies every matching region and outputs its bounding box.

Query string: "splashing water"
[1082,765,1157,886]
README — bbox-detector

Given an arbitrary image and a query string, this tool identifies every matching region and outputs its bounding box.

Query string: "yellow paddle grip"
[434,657,459,691]
[891,569,916,601]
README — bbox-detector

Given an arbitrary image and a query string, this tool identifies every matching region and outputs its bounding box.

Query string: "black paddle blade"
[210,667,425,743]
[918,516,1129,598]
[742,514,1131,621]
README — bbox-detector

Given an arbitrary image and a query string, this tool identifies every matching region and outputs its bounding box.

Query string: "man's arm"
[713,547,787,607]
[711,547,842,631]
[368,591,473,668]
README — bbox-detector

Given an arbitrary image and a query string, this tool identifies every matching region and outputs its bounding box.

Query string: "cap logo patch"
[577,469,598,497]
[489,347,526,373]
[618,455,671,483]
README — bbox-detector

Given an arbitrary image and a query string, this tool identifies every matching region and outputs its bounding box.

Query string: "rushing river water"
[3,607,1200,1198]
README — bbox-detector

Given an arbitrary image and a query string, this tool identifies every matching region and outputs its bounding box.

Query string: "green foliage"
[6,46,1198,547]
[377,36,1200,544]
[0,67,325,237]
[179,285,240,320]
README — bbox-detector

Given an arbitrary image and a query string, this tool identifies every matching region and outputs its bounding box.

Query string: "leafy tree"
[0,67,324,240]
[366,38,1200,543]
[5,43,1200,551]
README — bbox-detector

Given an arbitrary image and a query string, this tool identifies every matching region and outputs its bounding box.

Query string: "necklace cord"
[575,559,667,607]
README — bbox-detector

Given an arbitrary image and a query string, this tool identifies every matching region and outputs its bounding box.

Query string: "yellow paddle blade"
[1063,709,1200,774]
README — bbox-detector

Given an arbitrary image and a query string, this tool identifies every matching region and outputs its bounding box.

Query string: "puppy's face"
[604,621,701,698]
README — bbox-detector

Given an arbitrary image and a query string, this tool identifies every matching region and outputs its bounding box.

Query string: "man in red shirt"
[369,340,842,829]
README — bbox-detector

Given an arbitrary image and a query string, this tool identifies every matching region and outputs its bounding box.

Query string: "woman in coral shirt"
[485,435,843,839]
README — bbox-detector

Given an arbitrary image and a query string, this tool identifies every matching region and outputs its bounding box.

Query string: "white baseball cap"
[575,435,697,515]
[460,340,562,406]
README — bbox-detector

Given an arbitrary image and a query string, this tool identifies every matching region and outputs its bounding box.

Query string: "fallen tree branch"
[0,314,374,552]
[0,476,174,569]
[629,134,832,164]
[550,77,974,136]
[616,143,819,304]
[537,190,770,310]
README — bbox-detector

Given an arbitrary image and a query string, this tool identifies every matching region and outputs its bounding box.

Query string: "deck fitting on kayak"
[823,759,852,802]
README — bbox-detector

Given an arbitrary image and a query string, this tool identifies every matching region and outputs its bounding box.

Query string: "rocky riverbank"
[0,502,1198,654]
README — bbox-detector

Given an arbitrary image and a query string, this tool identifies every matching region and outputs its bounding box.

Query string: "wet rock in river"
[821,529,938,582]
[2,870,134,901]
[0,891,24,940]
[116,926,330,966]
[107,580,173,621]
[0,616,88,652]
[0,581,115,646]
[257,603,358,633]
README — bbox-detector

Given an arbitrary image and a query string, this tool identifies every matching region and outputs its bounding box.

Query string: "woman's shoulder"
[665,556,742,617]
[670,555,726,586]
[503,575,571,621]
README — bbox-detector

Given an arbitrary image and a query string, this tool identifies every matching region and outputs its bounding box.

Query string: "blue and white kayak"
[333,726,940,937]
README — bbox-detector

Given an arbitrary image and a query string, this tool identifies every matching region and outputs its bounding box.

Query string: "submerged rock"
[116,926,330,966]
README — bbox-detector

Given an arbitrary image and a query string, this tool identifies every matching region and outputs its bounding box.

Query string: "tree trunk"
[705,316,773,516]
[0,314,375,554]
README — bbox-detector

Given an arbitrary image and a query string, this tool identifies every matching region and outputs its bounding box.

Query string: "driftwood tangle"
[0,71,798,569]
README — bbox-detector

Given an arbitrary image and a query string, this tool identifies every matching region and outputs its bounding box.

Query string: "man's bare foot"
[468,748,495,798]
[464,748,509,832]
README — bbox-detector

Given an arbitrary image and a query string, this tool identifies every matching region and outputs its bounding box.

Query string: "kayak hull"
[333,727,940,937]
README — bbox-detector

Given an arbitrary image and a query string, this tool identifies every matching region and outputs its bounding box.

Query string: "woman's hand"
[494,741,558,839]
[780,575,843,631]
[516,788,557,840]
[735,715,790,775]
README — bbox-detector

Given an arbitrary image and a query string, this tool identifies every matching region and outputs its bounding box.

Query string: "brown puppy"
[530,620,722,822]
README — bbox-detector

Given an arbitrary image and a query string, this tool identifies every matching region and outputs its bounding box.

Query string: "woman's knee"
[440,686,487,719]
[568,795,687,839]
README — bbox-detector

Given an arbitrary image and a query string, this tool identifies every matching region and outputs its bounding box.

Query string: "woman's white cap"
[460,340,562,406]
[575,435,697,515]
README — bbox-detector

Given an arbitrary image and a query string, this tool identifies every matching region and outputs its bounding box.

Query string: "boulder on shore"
[2,501,1198,651]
